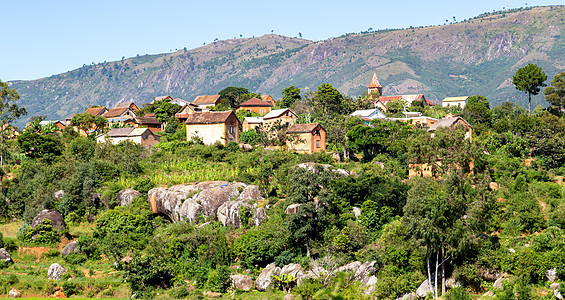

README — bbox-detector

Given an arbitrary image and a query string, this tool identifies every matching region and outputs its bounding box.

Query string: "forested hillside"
[7,5,565,127]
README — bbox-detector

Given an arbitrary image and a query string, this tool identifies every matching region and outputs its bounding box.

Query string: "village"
[32,74,473,157]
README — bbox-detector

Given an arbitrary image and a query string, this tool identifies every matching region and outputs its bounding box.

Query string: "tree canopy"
[281,86,301,108]
[512,63,547,116]
[544,71,565,113]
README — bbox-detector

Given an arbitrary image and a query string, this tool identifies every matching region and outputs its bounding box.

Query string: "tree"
[281,86,301,108]
[461,95,491,129]
[544,72,565,113]
[154,101,182,123]
[512,63,547,116]
[71,113,107,135]
[313,83,349,117]
[17,131,63,161]
[219,86,249,109]
[0,80,26,192]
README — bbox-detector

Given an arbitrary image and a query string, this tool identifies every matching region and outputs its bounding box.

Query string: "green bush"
[64,252,87,265]
[124,254,175,297]
[17,219,60,245]
[205,265,231,293]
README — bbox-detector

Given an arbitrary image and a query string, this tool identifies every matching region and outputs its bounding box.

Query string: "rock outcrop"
[47,263,67,280]
[61,241,79,258]
[281,263,304,279]
[546,268,559,282]
[148,182,266,227]
[117,188,141,206]
[32,209,65,230]
[254,207,268,227]
[8,288,21,298]
[416,279,432,298]
[231,274,254,291]
[255,263,281,291]
[0,248,13,264]
[296,162,353,177]
[54,190,65,199]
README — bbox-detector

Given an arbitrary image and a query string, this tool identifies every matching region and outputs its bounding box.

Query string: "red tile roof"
[193,95,221,105]
[286,123,324,134]
[238,98,273,107]
[84,107,107,116]
[184,111,236,124]
[367,73,382,88]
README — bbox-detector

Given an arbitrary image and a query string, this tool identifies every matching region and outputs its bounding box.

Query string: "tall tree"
[218,86,249,109]
[512,63,547,116]
[461,95,492,129]
[544,72,565,113]
[0,80,27,192]
[281,86,301,108]
[71,113,107,135]
[313,83,349,117]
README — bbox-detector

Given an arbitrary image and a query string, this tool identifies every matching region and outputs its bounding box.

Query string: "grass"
[0,221,22,238]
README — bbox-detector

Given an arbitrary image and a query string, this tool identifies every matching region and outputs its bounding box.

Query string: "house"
[96,127,160,148]
[192,95,222,109]
[123,116,162,133]
[237,98,273,115]
[170,98,191,106]
[286,123,326,154]
[427,116,473,140]
[39,120,66,130]
[150,95,174,104]
[375,94,433,112]
[175,103,205,123]
[261,95,276,106]
[351,108,386,125]
[114,102,140,111]
[185,111,239,146]
[103,106,138,123]
[242,117,263,132]
[84,106,108,116]
[262,108,298,128]
[442,96,469,108]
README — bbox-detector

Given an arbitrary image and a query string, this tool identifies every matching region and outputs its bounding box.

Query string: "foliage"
[312,83,350,117]
[512,63,547,115]
[205,265,231,293]
[17,219,60,245]
[70,113,107,134]
[124,254,175,297]
[281,86,301,108]
[544,71,565,112]
[219,86,249,109]
[17,131,63,161]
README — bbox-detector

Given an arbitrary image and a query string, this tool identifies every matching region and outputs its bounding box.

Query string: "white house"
[442,96,469,108]
[351,108,386,125]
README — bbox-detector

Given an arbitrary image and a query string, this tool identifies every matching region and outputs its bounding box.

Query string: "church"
[367,73,433,112]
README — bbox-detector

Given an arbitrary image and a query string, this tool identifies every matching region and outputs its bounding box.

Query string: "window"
[316,140,320,148]
[229,126,234,134]
[230,117,234,123]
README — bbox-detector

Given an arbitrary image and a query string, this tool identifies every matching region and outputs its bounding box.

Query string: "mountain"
[8,5,565,126]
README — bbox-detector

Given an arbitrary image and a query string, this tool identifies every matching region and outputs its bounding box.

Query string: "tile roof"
[238,98,273,107]
[351,108,385,118]
[193,95,221,105]
[286,123,323,134]
[184,111,236,124]
[263,108,297,120]
[106,127,135,137]
[427,117,472,132]
[84,107,107,116]
[135,116,161,125]
[103,107,132,118]
[442,96,469,102]
[367,73,382,88]
[155,95,173,101]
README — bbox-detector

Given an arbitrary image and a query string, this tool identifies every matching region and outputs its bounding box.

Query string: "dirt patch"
[20,246,50,258]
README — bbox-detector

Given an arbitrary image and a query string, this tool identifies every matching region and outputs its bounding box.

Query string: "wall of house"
[442,101,466,108]
[287,133,312,153]
[140,131,160,148]
[263,114,297,128]
[242,121,261,132]
[237,106,272,115]
[312,128,326,153]
[186,123,229,145]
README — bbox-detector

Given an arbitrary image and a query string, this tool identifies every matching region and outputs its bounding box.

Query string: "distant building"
[84,106,108,116]
[367,73,383,97]
[262,108,298,128]
[375,94,432,112]
[170,98,191,106]
[185,111,239,146]
[286,123,326,154]
[261,95,276,106]
[175,104,205,123]
[442,96,469,108]
[39,120,66,130]
[351,108,386,124]
[427,116,473,140]
[192,95,222,109]
[123,116,162,133]
[242,117,263,132]
[151,95,174,104]
[96,127,160,148]
[237,98,273,115]
[114,102,140,111]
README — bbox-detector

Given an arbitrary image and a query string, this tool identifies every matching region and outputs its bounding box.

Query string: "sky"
[1,0,562,81]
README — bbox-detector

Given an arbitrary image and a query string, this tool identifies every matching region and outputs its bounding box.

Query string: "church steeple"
[367,73,382,97]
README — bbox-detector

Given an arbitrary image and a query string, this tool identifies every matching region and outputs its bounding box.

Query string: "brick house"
[185,111,239,146]
[236,98,273,115]
[286,123,326,154]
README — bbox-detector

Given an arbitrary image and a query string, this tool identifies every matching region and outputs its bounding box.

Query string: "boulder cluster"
[147,181,267,228]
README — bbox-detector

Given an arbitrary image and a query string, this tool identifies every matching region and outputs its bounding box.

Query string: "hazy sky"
[1,0,562,81]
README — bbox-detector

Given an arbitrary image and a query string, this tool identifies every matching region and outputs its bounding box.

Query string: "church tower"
[367,73,383,97]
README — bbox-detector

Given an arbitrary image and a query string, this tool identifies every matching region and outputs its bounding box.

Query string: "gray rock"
[231,274,253,291]
[445,277,461,288]
[177,199,204,223]
[332,152,341,162]
[54,190,65,199]
[285,203,301,214]
[557,288,564,300]
[117,188,141,206]
[551,282,561,290]
[353,261,376,285]
[61,241,79,258]
[336,261,362,274]
[296,162,352,177]
[482,291,494,297]
[546,268,559,282]
[239,143,253,151]
[352,207,361,219]
[238,185,263,201]
[32,209,65,230]
[416,279,431,298]
[283,294,294,300]
[47,263,67,280]
[281,263,304,279]
[396,293,416,300]
[255,263,281,291]
[217,200,253,228]
[493,277,508,289]
[364,275,378,295]
[0,248,13,264]
[196,182,244,218]
[254,207,267,227]
[8,288,21,298]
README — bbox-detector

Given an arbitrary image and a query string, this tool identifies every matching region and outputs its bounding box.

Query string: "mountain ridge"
[8,5,565,126]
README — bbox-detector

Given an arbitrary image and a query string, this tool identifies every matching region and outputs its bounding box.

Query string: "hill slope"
[8,6,565,126]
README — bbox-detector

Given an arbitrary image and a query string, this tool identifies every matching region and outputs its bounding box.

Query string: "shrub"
[64,252,88,265]
[205,265,231,293]
[17,220,60,245]
[124,254,175,296]
[274,250,296,267]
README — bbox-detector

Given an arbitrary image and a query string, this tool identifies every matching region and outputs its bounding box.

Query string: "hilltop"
[8,5,565,126]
